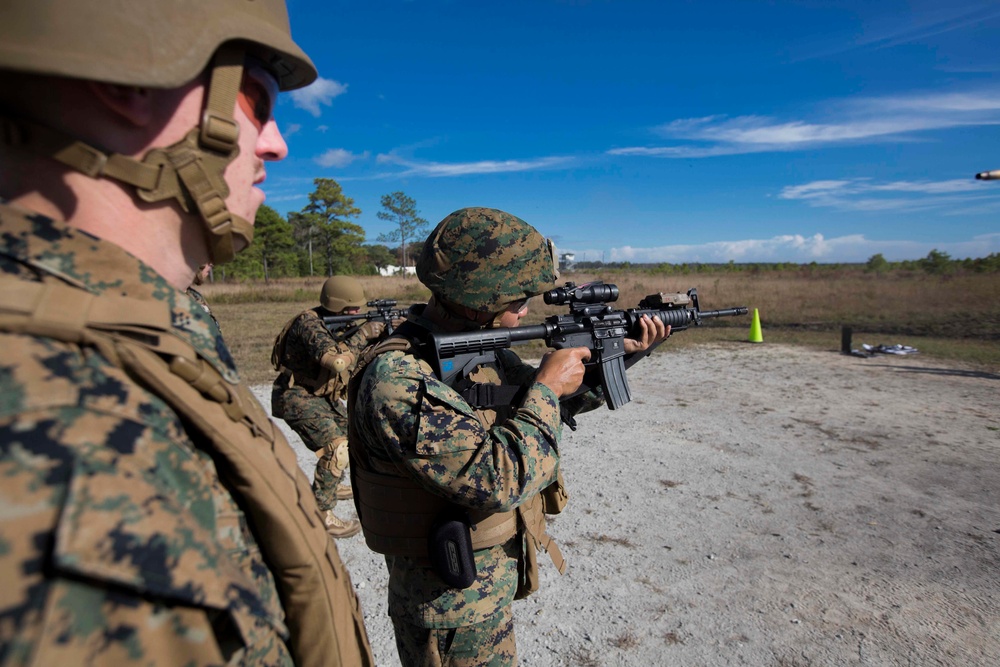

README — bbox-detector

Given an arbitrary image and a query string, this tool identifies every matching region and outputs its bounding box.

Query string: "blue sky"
[264,0,1000,263]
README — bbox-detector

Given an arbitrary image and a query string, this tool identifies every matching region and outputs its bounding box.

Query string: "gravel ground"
[252,342,1000,666]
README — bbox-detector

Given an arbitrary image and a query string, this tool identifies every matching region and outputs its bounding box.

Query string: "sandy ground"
[252,342,1000,666]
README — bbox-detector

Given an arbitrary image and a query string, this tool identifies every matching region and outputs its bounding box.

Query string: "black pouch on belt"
[428,508,476,588]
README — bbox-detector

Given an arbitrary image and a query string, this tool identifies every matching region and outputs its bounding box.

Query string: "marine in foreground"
[0,1,373,664]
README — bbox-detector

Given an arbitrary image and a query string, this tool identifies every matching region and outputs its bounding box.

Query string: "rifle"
[322,299,406,334]
[423,281,748,410]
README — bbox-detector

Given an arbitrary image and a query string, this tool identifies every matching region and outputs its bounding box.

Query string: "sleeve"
[291,312,341,362]
[336,321,384,363]
[0,406,291,667]
[354,351,564,513]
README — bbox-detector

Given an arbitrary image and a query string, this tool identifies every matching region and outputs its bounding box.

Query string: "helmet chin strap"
[431,295,513,331]
[0,43,252,264]
[429,295,494,332]
[136,44,252,263]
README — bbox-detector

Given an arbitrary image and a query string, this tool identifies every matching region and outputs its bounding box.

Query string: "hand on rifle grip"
[358,320,385,340]
[536,347,592,398]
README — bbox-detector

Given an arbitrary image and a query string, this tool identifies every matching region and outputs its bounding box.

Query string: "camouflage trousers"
[283,414,347,512]
[392,607,516,667]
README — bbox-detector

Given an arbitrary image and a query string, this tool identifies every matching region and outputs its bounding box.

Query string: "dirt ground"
[253,341,1000,666]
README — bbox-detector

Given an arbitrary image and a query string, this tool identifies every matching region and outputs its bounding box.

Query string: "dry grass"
[609,630,641,650]
[586,533,637,549]
[662,630,685,645]
[203,275,428,385]
[201,270,1000,385]
[566,646,601,667]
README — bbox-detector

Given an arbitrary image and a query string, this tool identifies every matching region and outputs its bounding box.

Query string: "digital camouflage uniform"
[0,202,371,665]
[0,0,374,663]
[186,286,222,332]
[272,309,382,511]
[350,208,603,666]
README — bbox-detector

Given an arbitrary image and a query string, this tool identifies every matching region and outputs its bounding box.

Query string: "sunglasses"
[507,298,530,313]
[237,59,280,132]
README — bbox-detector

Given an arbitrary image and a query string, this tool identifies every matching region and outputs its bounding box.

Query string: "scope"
[543,282,619,306]
[367,299,397,308]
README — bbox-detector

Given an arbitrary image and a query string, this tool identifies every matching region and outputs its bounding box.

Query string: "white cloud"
[799,3,1000,60]
[608,89,1000,158]
[314,149,369,169]
[564,232,1000,264]
[289,78,347,117]
[375,153,573,177]
[265,193,308,203]
[283,123,302,138]
[778,177,996,212]
[778,180,857,201]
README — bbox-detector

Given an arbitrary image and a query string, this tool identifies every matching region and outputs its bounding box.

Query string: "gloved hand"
[358,320,386,340]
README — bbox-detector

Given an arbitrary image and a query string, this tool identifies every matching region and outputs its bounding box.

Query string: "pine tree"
[376,191,428,268]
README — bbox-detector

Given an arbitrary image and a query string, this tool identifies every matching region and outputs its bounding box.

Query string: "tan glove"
[358,320,386,340]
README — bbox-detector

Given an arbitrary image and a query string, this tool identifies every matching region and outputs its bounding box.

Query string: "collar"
[0,200,239,383]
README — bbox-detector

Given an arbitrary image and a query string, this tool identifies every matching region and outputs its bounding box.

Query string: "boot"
[336,484,354,500]
[323,509,361,539]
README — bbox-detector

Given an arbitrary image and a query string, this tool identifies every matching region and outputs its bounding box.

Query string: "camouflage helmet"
[417,207,560,313]
[321,276,366,312]
[0,0,317,265]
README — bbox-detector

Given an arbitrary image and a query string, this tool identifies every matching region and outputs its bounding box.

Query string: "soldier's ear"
[87,82,153,127]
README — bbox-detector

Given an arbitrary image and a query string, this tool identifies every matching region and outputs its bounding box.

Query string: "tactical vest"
[347,326,568,599]
[0,276,374,667]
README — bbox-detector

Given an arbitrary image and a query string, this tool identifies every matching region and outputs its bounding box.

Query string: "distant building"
[377,264,417,277]
[559,252,576,271]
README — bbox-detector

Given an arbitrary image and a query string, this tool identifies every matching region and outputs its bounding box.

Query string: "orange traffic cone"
[748,308,763,343]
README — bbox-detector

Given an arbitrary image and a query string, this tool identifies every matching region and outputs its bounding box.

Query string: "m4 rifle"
[425,282,748,410]
[323,299,406,334]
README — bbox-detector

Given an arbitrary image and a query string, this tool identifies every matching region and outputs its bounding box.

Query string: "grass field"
[202,269,1000,385]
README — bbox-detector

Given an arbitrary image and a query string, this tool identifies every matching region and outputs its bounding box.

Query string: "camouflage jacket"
[186,285,222,332]
[352,306,595,628]
[0,202,291,665]
[271,308,378,425]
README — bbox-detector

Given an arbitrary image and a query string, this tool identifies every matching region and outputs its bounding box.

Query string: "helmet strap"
[0,43,252,264]
[135,43,251,264]
[428,295,490,332]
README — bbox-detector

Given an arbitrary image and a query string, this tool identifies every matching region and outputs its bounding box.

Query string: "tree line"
[570,250,1000,276]
[222,178,428,281]
[221,177,1000,281]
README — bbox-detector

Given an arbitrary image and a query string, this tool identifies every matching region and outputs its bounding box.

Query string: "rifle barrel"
[699,306,749,318]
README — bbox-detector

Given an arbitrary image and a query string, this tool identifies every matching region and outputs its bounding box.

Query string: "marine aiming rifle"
[423,281,748,411]
[322,299,406,334]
